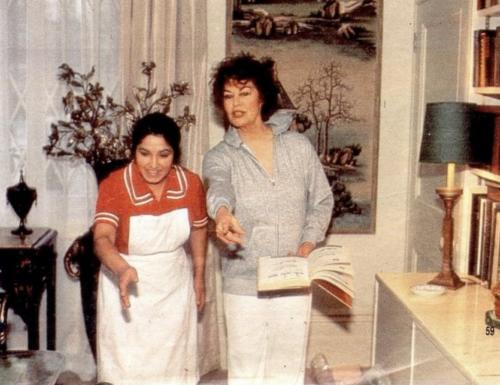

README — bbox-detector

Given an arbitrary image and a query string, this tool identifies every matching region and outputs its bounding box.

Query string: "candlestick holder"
[427,187,464,289]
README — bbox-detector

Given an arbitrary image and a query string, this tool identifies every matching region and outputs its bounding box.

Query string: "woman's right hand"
[94,223,139,309]
[116,265,139,309]
[215,207,245,246]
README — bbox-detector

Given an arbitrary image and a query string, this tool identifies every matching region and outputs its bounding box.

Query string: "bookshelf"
[475,86,500,97]
[469,169,500,288]
[477,4,500,17]
[471,0,500,313]
[473,168,500,184]
[474,3,500,96]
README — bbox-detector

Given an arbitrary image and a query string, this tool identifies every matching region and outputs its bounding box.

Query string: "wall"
[317,0,415,366]
[206,0,416,368]
[407,0,473,280]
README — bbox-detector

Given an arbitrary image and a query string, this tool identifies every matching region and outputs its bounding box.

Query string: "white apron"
[96,209,198,385]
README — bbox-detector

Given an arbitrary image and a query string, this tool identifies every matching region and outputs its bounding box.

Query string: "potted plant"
[44,61,195,180]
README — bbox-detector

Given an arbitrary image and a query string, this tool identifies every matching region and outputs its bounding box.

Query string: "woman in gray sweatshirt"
[202,52,334,385]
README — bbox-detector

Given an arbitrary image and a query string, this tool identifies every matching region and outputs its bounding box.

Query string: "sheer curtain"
[120,0,210,172]
[120,0,218,375]
[0,0,121,380]
[0,0,217,380]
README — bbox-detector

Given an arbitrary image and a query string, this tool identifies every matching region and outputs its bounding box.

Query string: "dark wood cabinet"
[0,227,57,350]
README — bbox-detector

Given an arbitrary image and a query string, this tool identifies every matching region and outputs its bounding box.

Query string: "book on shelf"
[481,0,500,9]
[468,193,500,288]
[473,29,496,87]
[480,198,493,282]
[488,203,500,288]
[469,192,487,277]
[257,244,353,308]
[493,27,500,86]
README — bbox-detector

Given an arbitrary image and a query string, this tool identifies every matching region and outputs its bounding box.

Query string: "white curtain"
[120,0,218,375]
[0,0,121,381]
[120,0,210,172]
[0,0,217,380]
[0,0,120,380]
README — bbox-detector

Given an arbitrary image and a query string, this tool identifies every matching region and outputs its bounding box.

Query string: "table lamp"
[419,102,493,289]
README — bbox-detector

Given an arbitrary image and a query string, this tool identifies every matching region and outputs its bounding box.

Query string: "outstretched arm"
[93,222,138,309]
[190,225,207,311]
[214,206,245,246]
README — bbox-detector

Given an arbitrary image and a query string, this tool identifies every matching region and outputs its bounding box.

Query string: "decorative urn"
[6,172,37,236]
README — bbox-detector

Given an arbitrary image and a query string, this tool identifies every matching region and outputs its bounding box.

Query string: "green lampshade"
[419,102,493,165]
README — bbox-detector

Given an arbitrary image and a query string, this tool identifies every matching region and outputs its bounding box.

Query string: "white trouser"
[224,292,312,385]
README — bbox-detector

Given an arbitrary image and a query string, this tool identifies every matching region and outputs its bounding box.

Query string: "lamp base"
[428,186,464,290]
[428,270,464,290]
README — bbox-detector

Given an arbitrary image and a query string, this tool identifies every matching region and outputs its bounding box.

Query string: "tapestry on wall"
[229,0,381,234]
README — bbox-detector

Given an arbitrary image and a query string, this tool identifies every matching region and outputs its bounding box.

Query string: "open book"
[257,245,353,308]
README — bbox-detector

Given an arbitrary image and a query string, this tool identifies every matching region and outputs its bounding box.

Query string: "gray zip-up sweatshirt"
[202,109,334,296]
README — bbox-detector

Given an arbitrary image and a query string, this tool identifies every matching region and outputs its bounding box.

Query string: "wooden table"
[0,227,57,350]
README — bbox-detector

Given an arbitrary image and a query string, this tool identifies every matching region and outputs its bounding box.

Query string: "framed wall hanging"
[228,0,381,234]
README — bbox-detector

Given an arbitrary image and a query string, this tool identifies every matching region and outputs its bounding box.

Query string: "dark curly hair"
[131,112,181,164]
[211,52,280,123]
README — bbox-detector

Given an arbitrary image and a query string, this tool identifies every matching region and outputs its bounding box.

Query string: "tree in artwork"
[294,61,358,164]
[294,60,362,218]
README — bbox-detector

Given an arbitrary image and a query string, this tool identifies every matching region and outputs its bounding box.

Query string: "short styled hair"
[211,52,280,122]
[131,112,181,164]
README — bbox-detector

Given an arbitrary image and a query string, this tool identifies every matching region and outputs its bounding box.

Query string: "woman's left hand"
[194,276,206,312]
[297,241,315,257]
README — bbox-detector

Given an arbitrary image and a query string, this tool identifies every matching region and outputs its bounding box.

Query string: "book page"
[313,270,354,296]
[306,245,355,304]
[314,280,353,309]
[257,256,310,292]
[308,245,353,277]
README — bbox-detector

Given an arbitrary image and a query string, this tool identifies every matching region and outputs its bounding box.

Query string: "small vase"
[6,172,37,236]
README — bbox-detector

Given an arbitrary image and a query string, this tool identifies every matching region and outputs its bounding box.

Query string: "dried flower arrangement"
[44,61,195,169]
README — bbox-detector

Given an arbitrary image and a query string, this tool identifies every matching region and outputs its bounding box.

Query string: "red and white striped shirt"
[94,162,208,254]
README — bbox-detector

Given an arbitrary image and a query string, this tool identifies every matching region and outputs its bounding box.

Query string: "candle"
[447,162,455,188]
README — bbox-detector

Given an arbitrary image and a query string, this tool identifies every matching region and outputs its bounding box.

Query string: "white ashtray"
[410,284,446,297]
